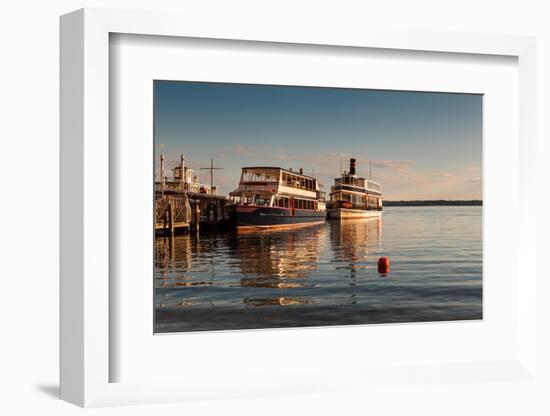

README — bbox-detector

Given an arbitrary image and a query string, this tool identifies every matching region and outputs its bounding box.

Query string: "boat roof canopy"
[337,173,382,187]
[242,166,317,180]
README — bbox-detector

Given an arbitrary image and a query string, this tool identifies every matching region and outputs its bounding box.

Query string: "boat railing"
[366,180,382,192]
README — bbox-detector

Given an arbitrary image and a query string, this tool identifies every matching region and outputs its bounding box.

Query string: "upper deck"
[329,158,382,196]
[234,167,324,199]
[332,174,382,195]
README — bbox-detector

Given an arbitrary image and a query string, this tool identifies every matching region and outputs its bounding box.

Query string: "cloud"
[431,171,456,180]
[274,150,292,161]
[465,177,482,185]
[232,144,257,158]
[464,164,481,172]
[228,145,417,175]
[259,151,417,174]
[366,159,416,173]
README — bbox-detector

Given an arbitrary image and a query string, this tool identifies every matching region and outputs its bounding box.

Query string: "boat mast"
[200,157,223,195]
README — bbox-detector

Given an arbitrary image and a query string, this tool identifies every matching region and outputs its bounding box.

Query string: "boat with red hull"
[228,167,326,230]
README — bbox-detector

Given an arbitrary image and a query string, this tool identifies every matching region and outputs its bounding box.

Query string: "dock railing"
[155,193,192,235]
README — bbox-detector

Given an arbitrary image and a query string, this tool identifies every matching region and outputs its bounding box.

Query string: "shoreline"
[383,200,482,207]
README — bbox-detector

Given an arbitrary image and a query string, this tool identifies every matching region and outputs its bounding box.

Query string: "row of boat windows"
[336,177,364,186]
[334,177,382,192]
[236,194,318,210]
[281,173,316,191]
[240,170,317,191]
[274,196,317,210]
[332,193,381,206]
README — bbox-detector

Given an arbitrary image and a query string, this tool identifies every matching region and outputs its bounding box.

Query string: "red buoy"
[377,257,390,274]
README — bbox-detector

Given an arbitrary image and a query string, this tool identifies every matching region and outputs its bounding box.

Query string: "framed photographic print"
[60,8,538,408]
[152,80,483,334]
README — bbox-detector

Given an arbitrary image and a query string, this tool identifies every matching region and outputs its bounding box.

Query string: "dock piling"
[191,200,200,233]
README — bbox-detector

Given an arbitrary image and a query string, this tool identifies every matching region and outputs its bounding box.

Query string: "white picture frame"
[60,8,537,407]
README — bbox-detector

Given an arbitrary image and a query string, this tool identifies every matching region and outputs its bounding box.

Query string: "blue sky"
[154,81,482,200]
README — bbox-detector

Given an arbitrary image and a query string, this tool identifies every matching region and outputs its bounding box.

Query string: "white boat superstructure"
[228,167,327,228]
[327,158,383,219]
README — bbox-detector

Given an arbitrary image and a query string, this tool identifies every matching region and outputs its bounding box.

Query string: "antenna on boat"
[340,157,342,175]
[369,160,372,179]
[200,157,223,195]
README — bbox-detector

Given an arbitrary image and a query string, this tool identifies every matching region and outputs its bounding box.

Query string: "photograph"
[1,0,543,412]
[153,80,483,333]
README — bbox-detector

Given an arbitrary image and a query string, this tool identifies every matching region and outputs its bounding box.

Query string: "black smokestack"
[349,158,356,175]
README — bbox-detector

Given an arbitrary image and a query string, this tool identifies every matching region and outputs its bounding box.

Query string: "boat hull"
[230,205,326,229]
[327,208,383,219]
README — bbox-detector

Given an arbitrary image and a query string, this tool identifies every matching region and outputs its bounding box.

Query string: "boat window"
[275,196,289,208]
[242,169,279,183]
[282,173,289,185]
[255,195,271,206]
[234,195,253,205]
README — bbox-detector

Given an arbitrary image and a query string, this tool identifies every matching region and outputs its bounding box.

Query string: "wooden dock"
[155,191,193,235]
[155,154,231,236]
[155,189,230,236]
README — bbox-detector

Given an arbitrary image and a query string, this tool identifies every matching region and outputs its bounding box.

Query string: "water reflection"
[155,233,193,272]
[329,217,383,280]
[232,224,325,286]
[154,219,383,291]
[154,208,483,333]
[242,296,313,306]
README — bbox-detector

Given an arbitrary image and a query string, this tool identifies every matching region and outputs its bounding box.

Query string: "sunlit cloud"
[465,177,482,185]
[367,159,416,173]
[232,144,257,158]
[155,147,481,200]
[431,171,456,180]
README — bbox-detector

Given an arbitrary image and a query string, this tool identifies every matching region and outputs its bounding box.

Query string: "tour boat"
[327,158,383,219]
[228,167,326,229]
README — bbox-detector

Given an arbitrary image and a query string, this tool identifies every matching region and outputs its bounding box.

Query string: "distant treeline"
[384,200,482,206]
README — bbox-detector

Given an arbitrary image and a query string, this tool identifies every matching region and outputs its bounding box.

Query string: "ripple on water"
[154,206,482,332]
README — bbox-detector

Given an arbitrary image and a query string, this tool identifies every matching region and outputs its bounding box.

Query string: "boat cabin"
[329,159,383,211]
[229,167,326,211]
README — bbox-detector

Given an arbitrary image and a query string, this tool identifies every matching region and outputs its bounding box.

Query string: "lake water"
[154,206,482,333]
